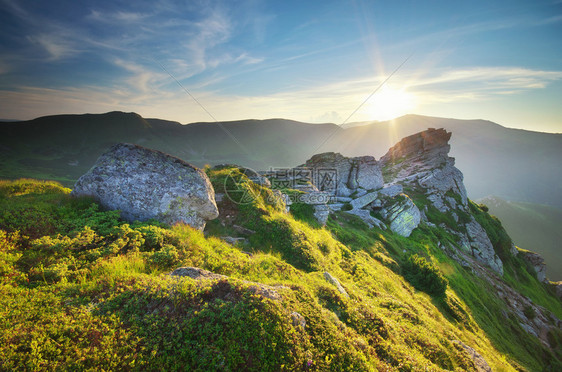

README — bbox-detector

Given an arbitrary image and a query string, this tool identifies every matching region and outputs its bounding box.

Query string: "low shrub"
[402,254,448,297]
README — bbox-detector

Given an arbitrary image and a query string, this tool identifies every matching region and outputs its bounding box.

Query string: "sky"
[0,0,561,132]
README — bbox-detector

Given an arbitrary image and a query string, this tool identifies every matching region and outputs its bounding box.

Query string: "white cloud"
[113,58,170,94]
[407,67,562,103]
[27,33,77,61]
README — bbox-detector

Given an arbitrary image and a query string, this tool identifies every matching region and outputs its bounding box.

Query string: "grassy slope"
[477,196,562,281]
[0,177,561,371]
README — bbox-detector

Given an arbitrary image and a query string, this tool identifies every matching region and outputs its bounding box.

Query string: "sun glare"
[366,86,416,121]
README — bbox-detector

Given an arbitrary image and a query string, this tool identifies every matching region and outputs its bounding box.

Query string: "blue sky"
[1,0,561,132]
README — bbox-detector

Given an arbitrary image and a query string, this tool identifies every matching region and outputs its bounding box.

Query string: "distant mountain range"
[477,196,562,281]
[1,111,561,209]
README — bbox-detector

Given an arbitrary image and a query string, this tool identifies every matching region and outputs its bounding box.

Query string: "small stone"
[170,267,226,280]
[452,340,492,372]
[313,204,331,225]
[384,194,421,237]
[290,311,306,330]
[324,271,349,297]
[221,236,247,245]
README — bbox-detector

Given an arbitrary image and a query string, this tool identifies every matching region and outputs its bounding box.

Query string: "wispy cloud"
[113,59,168,94]
[87,9,150,23]
[26,33,77,61]
[409,67,562,94]
[536,14,562,25]
[2,64,561,126]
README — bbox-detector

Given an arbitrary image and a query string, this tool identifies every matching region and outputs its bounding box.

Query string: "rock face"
[520,250,547,283]
[303,152,383,196]
[72,143,219,230]
[262,128,502,273]
[380,129,503,274]
[380,194,421,238]
[380,128,467,208]
[555,282,562,300]
[465,218,504,275]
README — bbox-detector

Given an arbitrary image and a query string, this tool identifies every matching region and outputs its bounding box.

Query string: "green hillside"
[477,196,562,281]
[1,178,561,371]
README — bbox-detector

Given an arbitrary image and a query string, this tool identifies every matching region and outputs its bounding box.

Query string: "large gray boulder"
[72,143,219,230]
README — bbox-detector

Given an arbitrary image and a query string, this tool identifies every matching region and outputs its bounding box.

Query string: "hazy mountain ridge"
[1,112,561,209]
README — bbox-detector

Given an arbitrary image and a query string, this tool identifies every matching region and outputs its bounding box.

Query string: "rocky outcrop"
[72,143,219,230]
[303,152,383,196]
[520,250,547,283]
[380,128,467,209]
[555,282,562,300]
[379,129,504,273]
[465,218,504,275]
[446,247,561,348]
[380,194,421,237]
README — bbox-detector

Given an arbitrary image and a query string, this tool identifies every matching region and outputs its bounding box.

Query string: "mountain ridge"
[1,111,561,208]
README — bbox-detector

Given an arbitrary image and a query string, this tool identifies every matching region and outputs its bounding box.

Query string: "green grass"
[0,178,560,371]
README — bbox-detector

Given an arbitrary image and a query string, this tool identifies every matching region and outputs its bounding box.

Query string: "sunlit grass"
[0,177,559,370]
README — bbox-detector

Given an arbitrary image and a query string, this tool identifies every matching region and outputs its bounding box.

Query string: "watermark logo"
[223,169,260,205]
[223,166,338,205]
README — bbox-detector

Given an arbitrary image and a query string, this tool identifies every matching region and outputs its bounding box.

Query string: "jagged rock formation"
[263,128,539,274]
[444,242,561,347]
[303,152,383,196]
[380,129,503,274]
[72,143,219,230]
[380,128,467,209]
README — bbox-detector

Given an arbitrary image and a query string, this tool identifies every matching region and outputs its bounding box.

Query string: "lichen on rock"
[72,143,219,230]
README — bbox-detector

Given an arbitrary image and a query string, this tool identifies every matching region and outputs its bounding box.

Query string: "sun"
[366,86,416,121]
